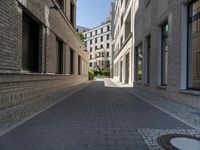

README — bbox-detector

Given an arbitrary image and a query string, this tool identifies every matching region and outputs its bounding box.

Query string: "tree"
[77,32,84,42]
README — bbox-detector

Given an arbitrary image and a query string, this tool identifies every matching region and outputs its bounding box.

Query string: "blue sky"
[77,0,115,29]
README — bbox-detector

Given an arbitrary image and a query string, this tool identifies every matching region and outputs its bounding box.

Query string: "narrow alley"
[0,79,198,150]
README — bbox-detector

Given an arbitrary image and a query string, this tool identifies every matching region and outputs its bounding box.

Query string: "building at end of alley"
[0,0,88,125]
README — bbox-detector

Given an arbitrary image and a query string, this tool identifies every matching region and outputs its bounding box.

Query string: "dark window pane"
[136,45,143,81]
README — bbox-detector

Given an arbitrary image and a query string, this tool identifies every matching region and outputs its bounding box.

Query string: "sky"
[77,0,115,29]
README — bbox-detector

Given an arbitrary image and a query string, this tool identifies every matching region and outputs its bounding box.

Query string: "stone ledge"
[180,90,200,96]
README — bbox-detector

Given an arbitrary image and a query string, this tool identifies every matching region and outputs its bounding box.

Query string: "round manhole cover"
[158,134,200,150]
[170,137,200,150]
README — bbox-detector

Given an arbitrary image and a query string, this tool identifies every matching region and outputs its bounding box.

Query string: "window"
[107,43,110,49]
[95,38,97,43]
[102,52,105,57]
[107,25,110,31]
[56,38,63,74]
[56,0,65,11]
[101,45,103,48]
[90,47,92,52]
[188,0,200,90]
[95,46,97,50]
[107,34,110,40]
[90,39,92,45]
[120,36,123,47]
[70,49,74,74]
[107,52,110,57]
[161,22,168,85]
[95,30,97,35]
[146,35,151,83]
[121,15,123,27]
[90,55,92,59]
[90,32,92,37]
[90,62,92,67]
[22,12,40,72]
[85,34,87,39]
[101,28,103,33]
[78,56,81,75]
[107,61,110,68]
[101,36,103,42]
[70,0,75,26]
[136,44,143,81]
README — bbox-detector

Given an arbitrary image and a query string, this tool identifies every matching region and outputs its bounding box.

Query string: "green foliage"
[102,69,110,77]
[77,32,84,42]
[88,70,95,80]
[90,69,110,79]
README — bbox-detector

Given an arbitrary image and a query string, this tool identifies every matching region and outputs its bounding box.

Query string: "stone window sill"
[180,90,200,96]
[157,85,167,89]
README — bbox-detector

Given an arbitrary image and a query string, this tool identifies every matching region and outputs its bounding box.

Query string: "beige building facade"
[112,0,200,109]
[112,0,134,86]
[84,22,112,71]
[0,0,88,120]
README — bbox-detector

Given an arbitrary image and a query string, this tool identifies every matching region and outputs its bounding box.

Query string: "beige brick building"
[0,0,88,117]
[112,0,200,109]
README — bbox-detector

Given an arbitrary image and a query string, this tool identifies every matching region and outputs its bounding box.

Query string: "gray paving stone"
[0,79,196,150]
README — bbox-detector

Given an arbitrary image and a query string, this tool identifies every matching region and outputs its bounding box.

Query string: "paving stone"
[0,79,198,150]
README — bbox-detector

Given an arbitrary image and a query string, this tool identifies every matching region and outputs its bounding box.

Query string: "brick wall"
[0,0,89,115]
[133,0,200,109]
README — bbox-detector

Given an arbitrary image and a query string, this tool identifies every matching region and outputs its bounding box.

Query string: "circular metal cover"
[158,134,200,150]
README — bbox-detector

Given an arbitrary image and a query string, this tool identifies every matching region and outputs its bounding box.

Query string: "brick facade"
[0,0,89,119]
[132,0,200,109]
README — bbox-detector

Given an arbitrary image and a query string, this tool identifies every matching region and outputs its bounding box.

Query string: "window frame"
[187,0,200,90]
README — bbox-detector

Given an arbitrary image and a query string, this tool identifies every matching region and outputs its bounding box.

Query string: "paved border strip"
[0,81,92,137]
[110,79,200,132]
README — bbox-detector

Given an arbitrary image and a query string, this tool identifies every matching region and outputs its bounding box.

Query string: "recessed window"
[90,47,92,52]
[161,22,169,86]
[107,34,110,40]
[95,38,97,43]
[101,44,103,48]
[107,25,110,31]
[56,0,65,11]
[22,12,40,72]
[101,28,103,33]
[70,0,75,26]
[107,43,110,49]
[146,35,151,83]
[90,62,92,67]
[90,39,92,45]
[188,0,200,90]
[136,44,143,81]
[101,36,103,42]
[107,52,110,57]
[78,56,81,75]
[56,38,63,74]
[70,49,74,74]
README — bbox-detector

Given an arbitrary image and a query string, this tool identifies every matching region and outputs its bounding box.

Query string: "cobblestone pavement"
[0,79,199,150]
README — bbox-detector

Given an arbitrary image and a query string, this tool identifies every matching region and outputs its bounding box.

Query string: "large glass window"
[188,0,200,90]
[146,35,151,83]
[136,45,143,81]
[161,22,168,86]
[22,12,40,72]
